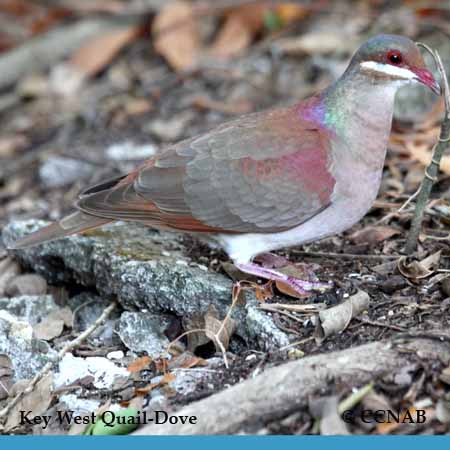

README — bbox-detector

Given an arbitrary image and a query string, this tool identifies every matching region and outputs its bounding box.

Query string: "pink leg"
[235,261,332,296]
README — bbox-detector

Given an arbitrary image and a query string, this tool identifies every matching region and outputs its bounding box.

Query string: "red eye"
[387,50,403,65]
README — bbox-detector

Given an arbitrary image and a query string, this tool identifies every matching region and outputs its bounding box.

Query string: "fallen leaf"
[376,407,432,434]
[350,226,400,245]
[398,250,441,281]
[135,372,176,396]
[0,354,13,400]
[5,373,53,431]
[127,356,152,373]
[274,2,308,25]
[316,290,370,342]
[70,24,141,78]
[6,273,47,297]
[0,134,28,157]
[168,352,207,370]
[0,257,21,297]
[407,141,450,176]
[274,31,355,55]
[210,1,274,60]
[153,0,200,71]
[33,309,69,341]
[204,305,236,353]
[309,396,349,435]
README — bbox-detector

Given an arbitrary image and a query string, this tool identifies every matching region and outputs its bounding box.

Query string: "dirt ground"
[0,0,450,436]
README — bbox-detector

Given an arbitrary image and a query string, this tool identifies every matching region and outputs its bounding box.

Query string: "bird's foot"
[235,261,331,297]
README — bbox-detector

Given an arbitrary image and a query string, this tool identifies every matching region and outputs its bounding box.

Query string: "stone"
[70,292,120,347]
[0,295,56,325]
[39,156,95,188]
[117,312,171,359]
[6,273,47,297]
[0,310,56,379]
[3,220,290,351]
[54,353,129,390]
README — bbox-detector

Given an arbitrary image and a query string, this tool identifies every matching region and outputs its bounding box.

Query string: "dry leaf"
[407,141,450,176]
[168,352,207,370]
[0,354,13,400]
[275,3,308,25]
[153,0,200,71]
[318,396,350,435]
[316,290,370,343]
[350,226,400,245]
[204,305,236,352]
[376,407,431,434]
[398,250,441,281]
[70,24,141,78]
[127,356,152,373]
[5,373,53,431]
[209,3,267,60]
[0,257,21,297]
[6,273,47,297]
[135,372,176,396]
[33,309,70,341]
[275,31,354,55]
[0,134,28,157]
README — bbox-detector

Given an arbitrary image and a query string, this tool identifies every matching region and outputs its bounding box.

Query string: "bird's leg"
[235,261,331,296]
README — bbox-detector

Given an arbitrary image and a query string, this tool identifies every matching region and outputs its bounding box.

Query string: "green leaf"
[91,407,139,436]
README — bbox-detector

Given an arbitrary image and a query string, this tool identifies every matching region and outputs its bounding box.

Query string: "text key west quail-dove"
[8,35,440,295]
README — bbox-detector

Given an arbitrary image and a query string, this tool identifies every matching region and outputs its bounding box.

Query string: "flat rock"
[0,309,56,379]
[0,294,56,325]
[3,220,290,351]
[118,311,171,359]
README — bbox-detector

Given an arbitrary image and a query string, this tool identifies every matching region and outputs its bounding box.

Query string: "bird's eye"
[387,50,403,65]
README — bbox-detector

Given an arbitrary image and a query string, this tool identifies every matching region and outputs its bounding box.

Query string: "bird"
[8,34,440,296]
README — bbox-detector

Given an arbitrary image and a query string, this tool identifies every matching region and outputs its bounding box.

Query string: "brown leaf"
[0,257,21,297]
[33,309,69,341]
[70,24,141,78]
[275,3,309,25]
[316,290,370,342]
[5,373,53,431]
[209,3,266,59]
[350,226,400,245]
[204,305,236,352]
[0,354,13,401]
[168,352,207,370]
[6,273,47,297]
[398,250,441,281]
[127,356,152,373]
[153,0,200,71]
[135,372,176,396]
[0,134,28,157]
[407,141,450,176]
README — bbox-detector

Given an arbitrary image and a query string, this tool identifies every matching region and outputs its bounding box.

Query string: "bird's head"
[349,34,440,95]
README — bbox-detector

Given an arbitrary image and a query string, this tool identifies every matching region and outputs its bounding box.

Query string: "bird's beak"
[412,67,441,95]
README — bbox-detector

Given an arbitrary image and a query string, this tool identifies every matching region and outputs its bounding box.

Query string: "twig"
[355,317,407,332]
[405,46,450,253]
[338,382,374,414]
[0,300,117,420]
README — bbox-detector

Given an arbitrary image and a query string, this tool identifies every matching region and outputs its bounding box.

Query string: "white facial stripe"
[360,61,416,80]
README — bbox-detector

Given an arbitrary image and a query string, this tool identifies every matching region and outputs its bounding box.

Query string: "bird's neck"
[322,72,399,167]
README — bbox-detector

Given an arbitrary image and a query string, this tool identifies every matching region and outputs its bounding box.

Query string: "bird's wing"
[77,106,336,233]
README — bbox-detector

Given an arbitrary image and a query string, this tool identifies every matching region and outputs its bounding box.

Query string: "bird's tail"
[7,211,112,249]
